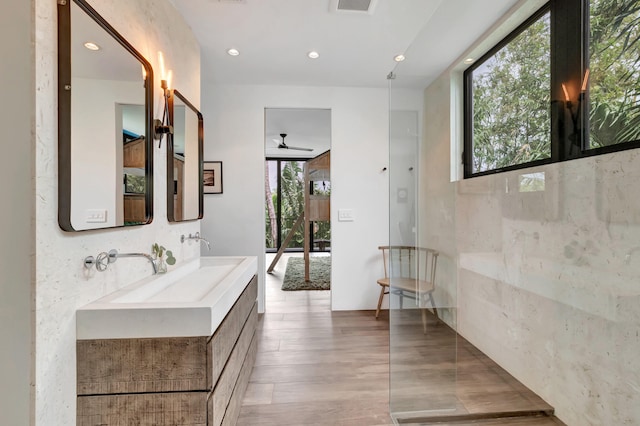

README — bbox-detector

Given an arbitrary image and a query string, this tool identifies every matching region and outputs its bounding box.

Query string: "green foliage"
[152,243,176,266]
[588,0,640,147]
[471,12,551,173]
[264,161,305,249]
[265,161,331,249]
[470,1,640,170]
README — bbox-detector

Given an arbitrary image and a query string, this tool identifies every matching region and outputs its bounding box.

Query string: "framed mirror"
[167,90,204,222]
[57,0,154,231]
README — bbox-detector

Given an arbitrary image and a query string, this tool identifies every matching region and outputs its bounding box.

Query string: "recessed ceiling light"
[84,42,100,51]
[394,54,405,62]
[464,57,475,64]
[308,51,320,59]
[227,48,240,56]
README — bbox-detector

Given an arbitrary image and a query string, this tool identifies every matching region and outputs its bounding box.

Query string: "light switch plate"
[338,208,354,222]
[86,209,107,223]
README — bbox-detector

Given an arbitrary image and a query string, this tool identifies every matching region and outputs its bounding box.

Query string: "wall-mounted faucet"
[84,249,158,274]
[113,250,158,274]
[181,232,211,251]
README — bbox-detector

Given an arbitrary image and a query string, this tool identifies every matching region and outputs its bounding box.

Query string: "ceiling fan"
[276,133,313,152]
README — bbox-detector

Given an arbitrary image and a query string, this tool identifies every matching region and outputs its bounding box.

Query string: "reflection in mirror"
[167,90,203,222]
[57,0,153,231]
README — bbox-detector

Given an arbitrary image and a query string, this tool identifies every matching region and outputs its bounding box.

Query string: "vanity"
[59,0,230,421]
[76,256,258,426]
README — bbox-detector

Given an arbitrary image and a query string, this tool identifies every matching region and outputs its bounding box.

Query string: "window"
[587,0,640,150]
[465,8,551,176]
[464,0,640,178]
[265,159,306,251]
[264,159,331,252]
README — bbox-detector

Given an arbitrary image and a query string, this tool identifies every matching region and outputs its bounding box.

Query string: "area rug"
[282,256,331,291]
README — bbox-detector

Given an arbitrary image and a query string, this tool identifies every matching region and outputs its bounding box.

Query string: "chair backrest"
[379,245,439,286]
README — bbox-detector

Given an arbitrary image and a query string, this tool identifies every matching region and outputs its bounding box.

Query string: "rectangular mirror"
[57,0,154,231]
[167,90,203,222]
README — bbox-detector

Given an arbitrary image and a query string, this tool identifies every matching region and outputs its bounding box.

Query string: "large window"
[265,160,305,251]
[588,0,640,149]
[265,159,331,252]
[464,0,640,178]
[467,8,551,175]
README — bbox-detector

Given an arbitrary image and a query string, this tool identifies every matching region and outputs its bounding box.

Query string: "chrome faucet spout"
[113,251,158,274]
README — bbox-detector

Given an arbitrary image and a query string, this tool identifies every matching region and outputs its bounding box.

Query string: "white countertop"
[76,256,258,339]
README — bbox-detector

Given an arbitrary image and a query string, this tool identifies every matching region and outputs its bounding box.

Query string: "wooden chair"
[375,246,439,331]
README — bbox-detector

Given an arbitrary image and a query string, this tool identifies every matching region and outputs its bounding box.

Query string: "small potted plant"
[151,243,176,273]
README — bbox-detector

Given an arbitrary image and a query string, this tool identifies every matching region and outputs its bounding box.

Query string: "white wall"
[419,67,640,425]
[34,0,201,424]
[0,1,34,424]
[183,108,200,219]
[71,78,145,229]
[389,88,425,247]
[200,84,389,312]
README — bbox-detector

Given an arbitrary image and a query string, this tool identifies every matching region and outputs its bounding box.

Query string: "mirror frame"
[57,0,154,231]
[167,89,204,222]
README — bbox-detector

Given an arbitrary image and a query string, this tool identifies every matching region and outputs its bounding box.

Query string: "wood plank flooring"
[236,254,564,426]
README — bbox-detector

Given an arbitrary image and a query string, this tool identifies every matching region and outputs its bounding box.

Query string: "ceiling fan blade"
[286,145,313,152]
[275,133,312,151]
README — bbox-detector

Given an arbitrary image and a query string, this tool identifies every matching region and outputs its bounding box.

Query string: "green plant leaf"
[166,250,176,265]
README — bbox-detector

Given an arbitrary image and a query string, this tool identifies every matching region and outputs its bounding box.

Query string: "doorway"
[264,108,331,313]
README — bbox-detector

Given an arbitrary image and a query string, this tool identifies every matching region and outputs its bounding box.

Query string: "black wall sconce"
[154,52,173,147]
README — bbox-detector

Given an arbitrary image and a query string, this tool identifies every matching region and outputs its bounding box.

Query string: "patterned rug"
[281,256,331,291]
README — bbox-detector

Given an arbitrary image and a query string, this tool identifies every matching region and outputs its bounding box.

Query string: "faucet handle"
[95,251,110,271]
[180,232,201,243]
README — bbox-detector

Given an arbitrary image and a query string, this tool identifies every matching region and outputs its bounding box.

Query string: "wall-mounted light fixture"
[154,51,174,146]
[562,69,590,148]
[562,69,590,118]
[83,41,100,51]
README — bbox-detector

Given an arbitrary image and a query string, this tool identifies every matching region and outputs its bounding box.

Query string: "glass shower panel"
[388,74,458,423]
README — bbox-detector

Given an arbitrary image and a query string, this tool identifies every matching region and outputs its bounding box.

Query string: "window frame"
[463,0,640,179]
[463,4,552,179]
[265,157,324,254]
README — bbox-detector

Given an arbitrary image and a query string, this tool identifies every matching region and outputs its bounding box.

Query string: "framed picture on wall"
[203,161,223,194]
[124,173,145,194]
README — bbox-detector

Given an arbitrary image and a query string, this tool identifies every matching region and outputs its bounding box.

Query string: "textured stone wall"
[421,70,640,425]
[34,0,201,424]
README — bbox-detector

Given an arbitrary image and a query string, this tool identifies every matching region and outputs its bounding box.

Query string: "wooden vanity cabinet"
[77,276,258,426]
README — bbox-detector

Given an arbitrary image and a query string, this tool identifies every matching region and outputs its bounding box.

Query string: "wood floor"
[236,254,564,426]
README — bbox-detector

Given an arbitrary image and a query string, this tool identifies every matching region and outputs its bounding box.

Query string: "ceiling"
[169,0,522,89]
[166,0,524,156]
[265,108,331,159]
[72,2,143,81]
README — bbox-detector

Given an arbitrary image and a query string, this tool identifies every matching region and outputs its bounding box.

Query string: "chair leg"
[428,293,438,319]
[421,309,427,334]
[375,286,386,319]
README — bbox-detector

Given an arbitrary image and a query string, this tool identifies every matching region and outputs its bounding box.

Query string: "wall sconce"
[562,68,590,141]
[562,69,589,106]
[154,51,174,146]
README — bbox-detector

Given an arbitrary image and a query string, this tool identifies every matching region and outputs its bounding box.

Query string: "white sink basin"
[77,256,257,339]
